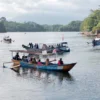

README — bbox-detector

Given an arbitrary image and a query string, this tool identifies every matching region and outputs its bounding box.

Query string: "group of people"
[13,52,64,66]
[29,43,33,48]
[48,43,63,49]
[28,43,39,49]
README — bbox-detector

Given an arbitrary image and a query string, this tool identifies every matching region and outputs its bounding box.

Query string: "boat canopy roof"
[10,50,38,55]
[10,50,55,56]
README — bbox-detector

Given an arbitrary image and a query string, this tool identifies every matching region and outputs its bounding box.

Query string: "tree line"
[0,17,81,32]
[80,9,100,33]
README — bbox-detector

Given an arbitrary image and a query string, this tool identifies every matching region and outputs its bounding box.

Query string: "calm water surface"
[0,32,100,100]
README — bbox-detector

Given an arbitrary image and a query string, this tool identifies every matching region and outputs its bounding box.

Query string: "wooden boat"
[3,50,76,72]
[22,44,52,53]
[12,59,20,65]
[20,61,76,72]
[22,42,70,54]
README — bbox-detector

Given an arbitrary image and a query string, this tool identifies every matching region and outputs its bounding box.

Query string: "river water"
[0,32,100,100]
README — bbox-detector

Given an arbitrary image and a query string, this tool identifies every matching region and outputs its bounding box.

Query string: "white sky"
[0,0,99,24]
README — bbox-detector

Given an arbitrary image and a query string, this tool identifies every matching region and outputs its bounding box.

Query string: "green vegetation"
[81,9,100,33]
[0,17,7,32]
[60,21,81,31]
[0,17,81,32]
[43,21,81,32]
[4,21,45,32]
[0,22,6,32]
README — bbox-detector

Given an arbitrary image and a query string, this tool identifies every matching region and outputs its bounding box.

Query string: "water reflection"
[11,67,74,84]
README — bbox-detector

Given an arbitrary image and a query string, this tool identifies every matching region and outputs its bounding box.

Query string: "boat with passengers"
[22,42,70,54]
[3,36,12,43]
[92,30,100,48]
[3,50,76,72]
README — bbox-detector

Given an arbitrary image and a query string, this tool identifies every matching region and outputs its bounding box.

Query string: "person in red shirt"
[58,58,64,65]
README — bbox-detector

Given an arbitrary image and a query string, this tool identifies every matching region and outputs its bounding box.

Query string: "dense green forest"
[43,21,81,32]
[0,17,6,32]
[0,22,6,32]
[0,17,81,32]
[80,9,100,33]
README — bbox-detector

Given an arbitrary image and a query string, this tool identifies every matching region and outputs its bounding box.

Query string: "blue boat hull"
[20,61,76,72]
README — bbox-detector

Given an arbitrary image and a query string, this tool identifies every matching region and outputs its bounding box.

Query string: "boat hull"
[57,46,70,52]
[12,59,20,65]
[20,61,76,72]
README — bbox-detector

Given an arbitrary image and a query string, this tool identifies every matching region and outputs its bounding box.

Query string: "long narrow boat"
[20,61,76,72]
[8,49,76,72]
[22,42,70,54]
[22,44,52,53]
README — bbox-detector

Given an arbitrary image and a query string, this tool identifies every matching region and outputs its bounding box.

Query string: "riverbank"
[81,31,97,37]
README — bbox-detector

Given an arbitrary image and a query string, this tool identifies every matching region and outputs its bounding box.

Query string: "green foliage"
[0,16,82,32]
[0,22,6,33]
[43,21,81,32]
[43,24,62,31]
[81,9,100,33]
[60,21,82,31]
[4,21,46,32]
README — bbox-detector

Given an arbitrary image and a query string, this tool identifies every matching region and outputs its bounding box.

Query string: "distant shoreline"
[81,32,97,37]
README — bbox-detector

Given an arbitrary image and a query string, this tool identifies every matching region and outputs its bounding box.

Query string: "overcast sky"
[0,0,99,24]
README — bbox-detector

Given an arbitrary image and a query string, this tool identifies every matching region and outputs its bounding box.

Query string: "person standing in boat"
[31,43,33,48]
[28,43,31,48]
[58,58,64,65]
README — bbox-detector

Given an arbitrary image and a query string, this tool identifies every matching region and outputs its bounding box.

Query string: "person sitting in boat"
[13,52,21,60]
[37,59,42,65]
[58,58,64,65]
[22,55,25,60]
[22,55,28,62]
[29,57,32,63]
[51,45,54,49]
[45,58,56,66]
[52,49,57,54]
[45,58,50,66]
[32,58,37,64]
